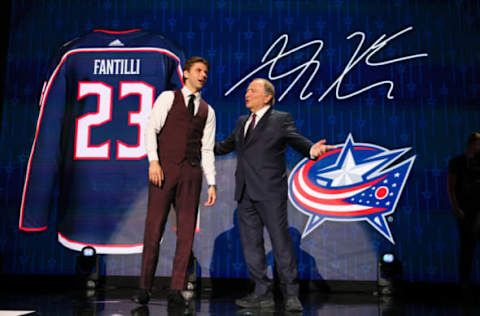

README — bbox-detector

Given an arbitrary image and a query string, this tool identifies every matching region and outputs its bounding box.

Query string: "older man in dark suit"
[215,78,333,312]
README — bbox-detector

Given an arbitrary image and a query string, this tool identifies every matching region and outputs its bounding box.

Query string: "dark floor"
[1,279,480,316]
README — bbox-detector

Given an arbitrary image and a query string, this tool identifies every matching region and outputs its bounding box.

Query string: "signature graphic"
[225,26,428,103]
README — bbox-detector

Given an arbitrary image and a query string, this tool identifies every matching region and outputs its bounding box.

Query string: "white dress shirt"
[145,86,216,185]
[244,106,271,135]
[244,105,316,159]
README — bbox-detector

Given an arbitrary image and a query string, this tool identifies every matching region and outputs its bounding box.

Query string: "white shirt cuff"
[205,173,216,186]
[309,146,316,159]
[147,151,159,162]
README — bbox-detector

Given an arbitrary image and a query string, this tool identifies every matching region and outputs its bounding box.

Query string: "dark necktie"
[245,113,256,141]
[188,94,195,117]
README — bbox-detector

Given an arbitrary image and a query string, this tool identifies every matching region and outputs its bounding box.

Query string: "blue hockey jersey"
[19,29,185,254]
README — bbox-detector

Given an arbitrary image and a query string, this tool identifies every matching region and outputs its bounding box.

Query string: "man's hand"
[453,206,465,220]
[204,186,217,206]
[149,161,164,187]
[311,139,336,158]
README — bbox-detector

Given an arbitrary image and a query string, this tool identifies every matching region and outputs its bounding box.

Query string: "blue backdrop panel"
[1,0,479,282]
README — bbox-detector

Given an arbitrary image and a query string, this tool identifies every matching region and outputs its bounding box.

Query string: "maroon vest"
[157,90,208,165]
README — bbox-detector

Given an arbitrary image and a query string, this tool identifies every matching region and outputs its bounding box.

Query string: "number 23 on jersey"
[74,81,154,160]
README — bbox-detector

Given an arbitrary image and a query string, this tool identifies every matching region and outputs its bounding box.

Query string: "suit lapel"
[243,107,273,147]
[240,115,249,146]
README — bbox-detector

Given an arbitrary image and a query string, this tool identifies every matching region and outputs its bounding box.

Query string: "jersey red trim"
[58,232,144,254]
[58,232,143,248]
[19,226,47,232]
[93,29,141,34]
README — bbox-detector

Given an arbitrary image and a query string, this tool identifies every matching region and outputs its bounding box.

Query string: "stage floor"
[1,284,480,316]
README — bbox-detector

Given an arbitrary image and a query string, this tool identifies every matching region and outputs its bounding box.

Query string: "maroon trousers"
[139,161,202,290]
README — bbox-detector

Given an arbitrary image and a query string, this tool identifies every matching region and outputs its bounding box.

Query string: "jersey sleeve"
[166,48,185,90]
[19,51,67,231]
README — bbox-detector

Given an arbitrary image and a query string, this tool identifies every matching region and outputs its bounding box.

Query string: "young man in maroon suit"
[132,57,217,307]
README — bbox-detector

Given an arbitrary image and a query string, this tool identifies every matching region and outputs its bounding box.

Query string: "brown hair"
[184,56,210,72]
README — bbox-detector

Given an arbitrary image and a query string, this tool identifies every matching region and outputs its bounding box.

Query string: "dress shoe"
[167,289,189,308]
[284,295,303,312]
[130,305,149,316]
[237,307,276,315]
[235,292,275,309]
[131,289,151,305]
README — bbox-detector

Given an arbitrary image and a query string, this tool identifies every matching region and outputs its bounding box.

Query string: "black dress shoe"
[167,289,189,308]
[131,289,151,305]
[284,295,303,312]
[235,292,275,309]
[130,305,149,316]
[237,307,275,315]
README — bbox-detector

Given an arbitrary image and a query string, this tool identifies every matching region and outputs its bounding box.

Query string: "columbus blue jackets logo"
[288,134,415,244]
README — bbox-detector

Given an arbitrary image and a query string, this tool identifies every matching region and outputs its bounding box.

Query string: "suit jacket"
[215,108,313,201]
